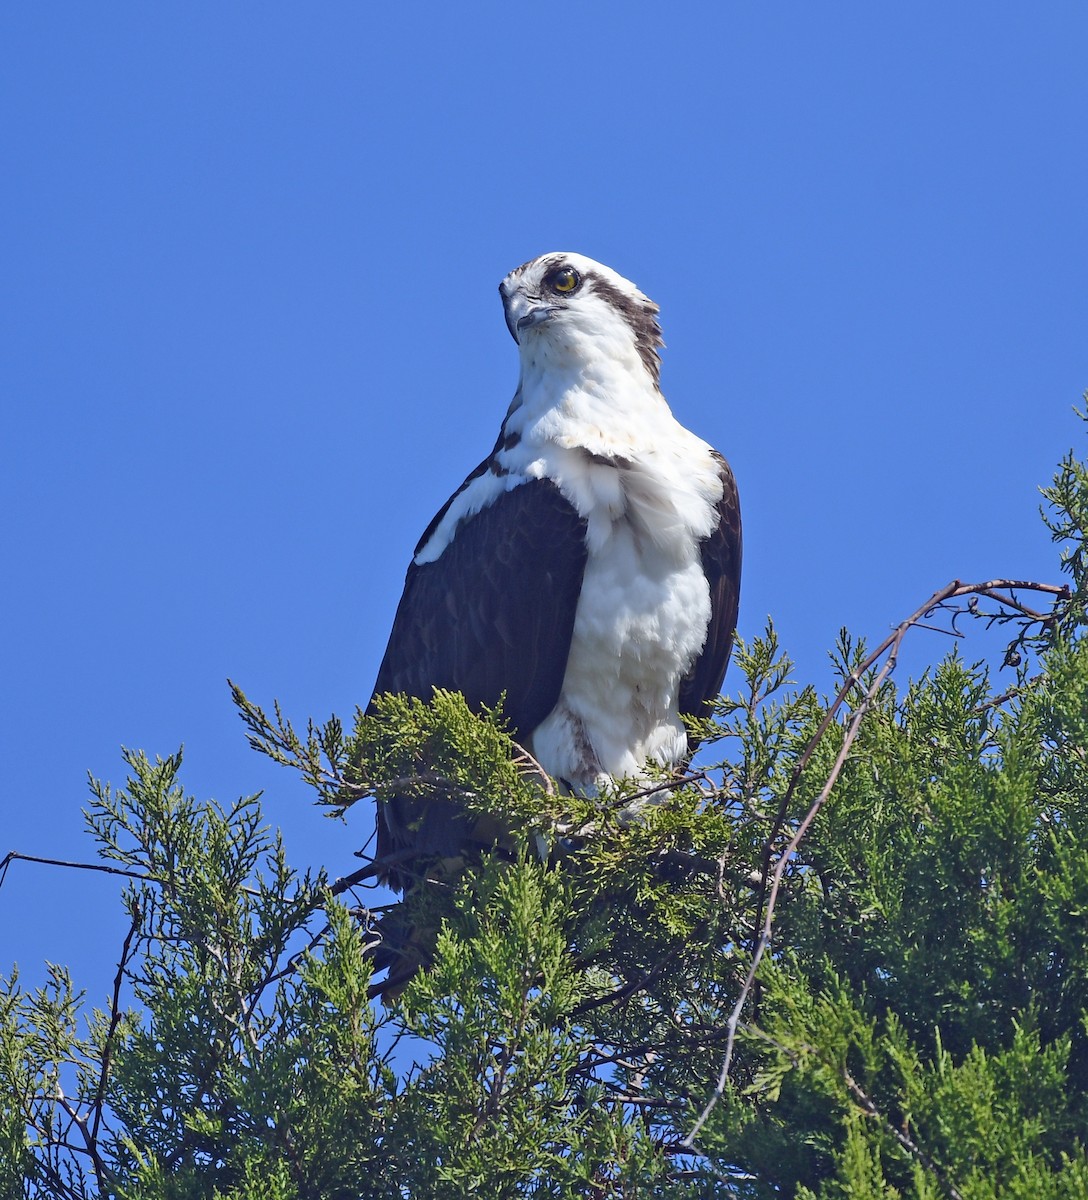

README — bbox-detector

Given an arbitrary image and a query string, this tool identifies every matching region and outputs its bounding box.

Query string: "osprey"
[370,253,741,891]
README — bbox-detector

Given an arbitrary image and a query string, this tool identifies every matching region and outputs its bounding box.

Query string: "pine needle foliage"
[3,410,1088,1197]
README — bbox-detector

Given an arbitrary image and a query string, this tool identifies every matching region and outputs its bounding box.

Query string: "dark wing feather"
[369,477,588,887]
[679,452,742,746]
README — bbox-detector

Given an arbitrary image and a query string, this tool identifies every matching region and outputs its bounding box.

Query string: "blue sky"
[3,4,1086,1004]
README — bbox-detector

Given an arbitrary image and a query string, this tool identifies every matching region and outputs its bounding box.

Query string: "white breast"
[508,423,723,790]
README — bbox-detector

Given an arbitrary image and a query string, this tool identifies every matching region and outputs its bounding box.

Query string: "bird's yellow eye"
[550,266,580,294]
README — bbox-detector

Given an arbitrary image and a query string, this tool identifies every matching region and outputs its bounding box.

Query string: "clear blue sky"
[3,5,1086,1003]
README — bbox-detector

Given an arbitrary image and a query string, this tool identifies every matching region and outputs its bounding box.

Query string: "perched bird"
[369,253,741,892]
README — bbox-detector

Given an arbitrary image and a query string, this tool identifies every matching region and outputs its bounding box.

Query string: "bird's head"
[499,253,664,387]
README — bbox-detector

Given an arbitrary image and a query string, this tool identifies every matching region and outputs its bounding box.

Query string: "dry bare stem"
[683,577,1069,1150]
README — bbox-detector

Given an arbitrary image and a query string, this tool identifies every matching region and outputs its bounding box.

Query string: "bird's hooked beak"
[502,289,560,345]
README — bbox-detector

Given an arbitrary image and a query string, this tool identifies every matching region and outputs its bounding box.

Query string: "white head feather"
[499,252,664,390]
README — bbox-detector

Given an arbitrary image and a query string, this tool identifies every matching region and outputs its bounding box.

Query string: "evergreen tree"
[3,416,1087,1198]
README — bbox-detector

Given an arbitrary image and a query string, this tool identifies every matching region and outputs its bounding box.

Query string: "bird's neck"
[510,339,670,458]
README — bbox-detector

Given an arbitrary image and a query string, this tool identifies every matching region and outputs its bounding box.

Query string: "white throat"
[509,335,668,463]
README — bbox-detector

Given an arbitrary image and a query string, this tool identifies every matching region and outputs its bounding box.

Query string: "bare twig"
[971,680,1031,716]
[742,1022,964,1200]
[604,770,712,811]
[908,620,963,637]
[571,949,685,1016]
[683,577,1068,1148]
[0,851,149,892]
[511,739,557,796]
[0,850,265,900]
[841,1068,963,1200]
[51,1082,110,1198]
[85,900,142,1190]
[331,864,386,894]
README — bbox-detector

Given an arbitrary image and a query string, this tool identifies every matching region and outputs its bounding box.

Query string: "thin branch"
[599,1088,681,1110]
[683,576,1069,1148]
[90,900,142,1152]
[52,1085,109,1197]
[604,769,712,811]
[331,865,384,895]
[753,577,1066,947]
[0,850,265,899]
[0,851,150,892]
[511,739,557,797]
[970,586,1053,619]
[739,1020,964,1199]
[571,949,685,1016]
[908,620,963,638]
[841,1068,963,1200]
[970,679,1036,716]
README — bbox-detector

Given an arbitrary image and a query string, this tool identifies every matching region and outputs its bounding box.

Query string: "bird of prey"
[369,253,741,891]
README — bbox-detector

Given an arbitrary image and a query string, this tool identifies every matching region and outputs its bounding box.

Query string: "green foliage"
[1041,403,1088,629]
[4,413,1088,1196]
[385,861,686,1197]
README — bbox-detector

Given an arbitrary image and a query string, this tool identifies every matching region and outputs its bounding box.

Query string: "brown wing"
[679,452,742,745]
[369,477,588,889]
